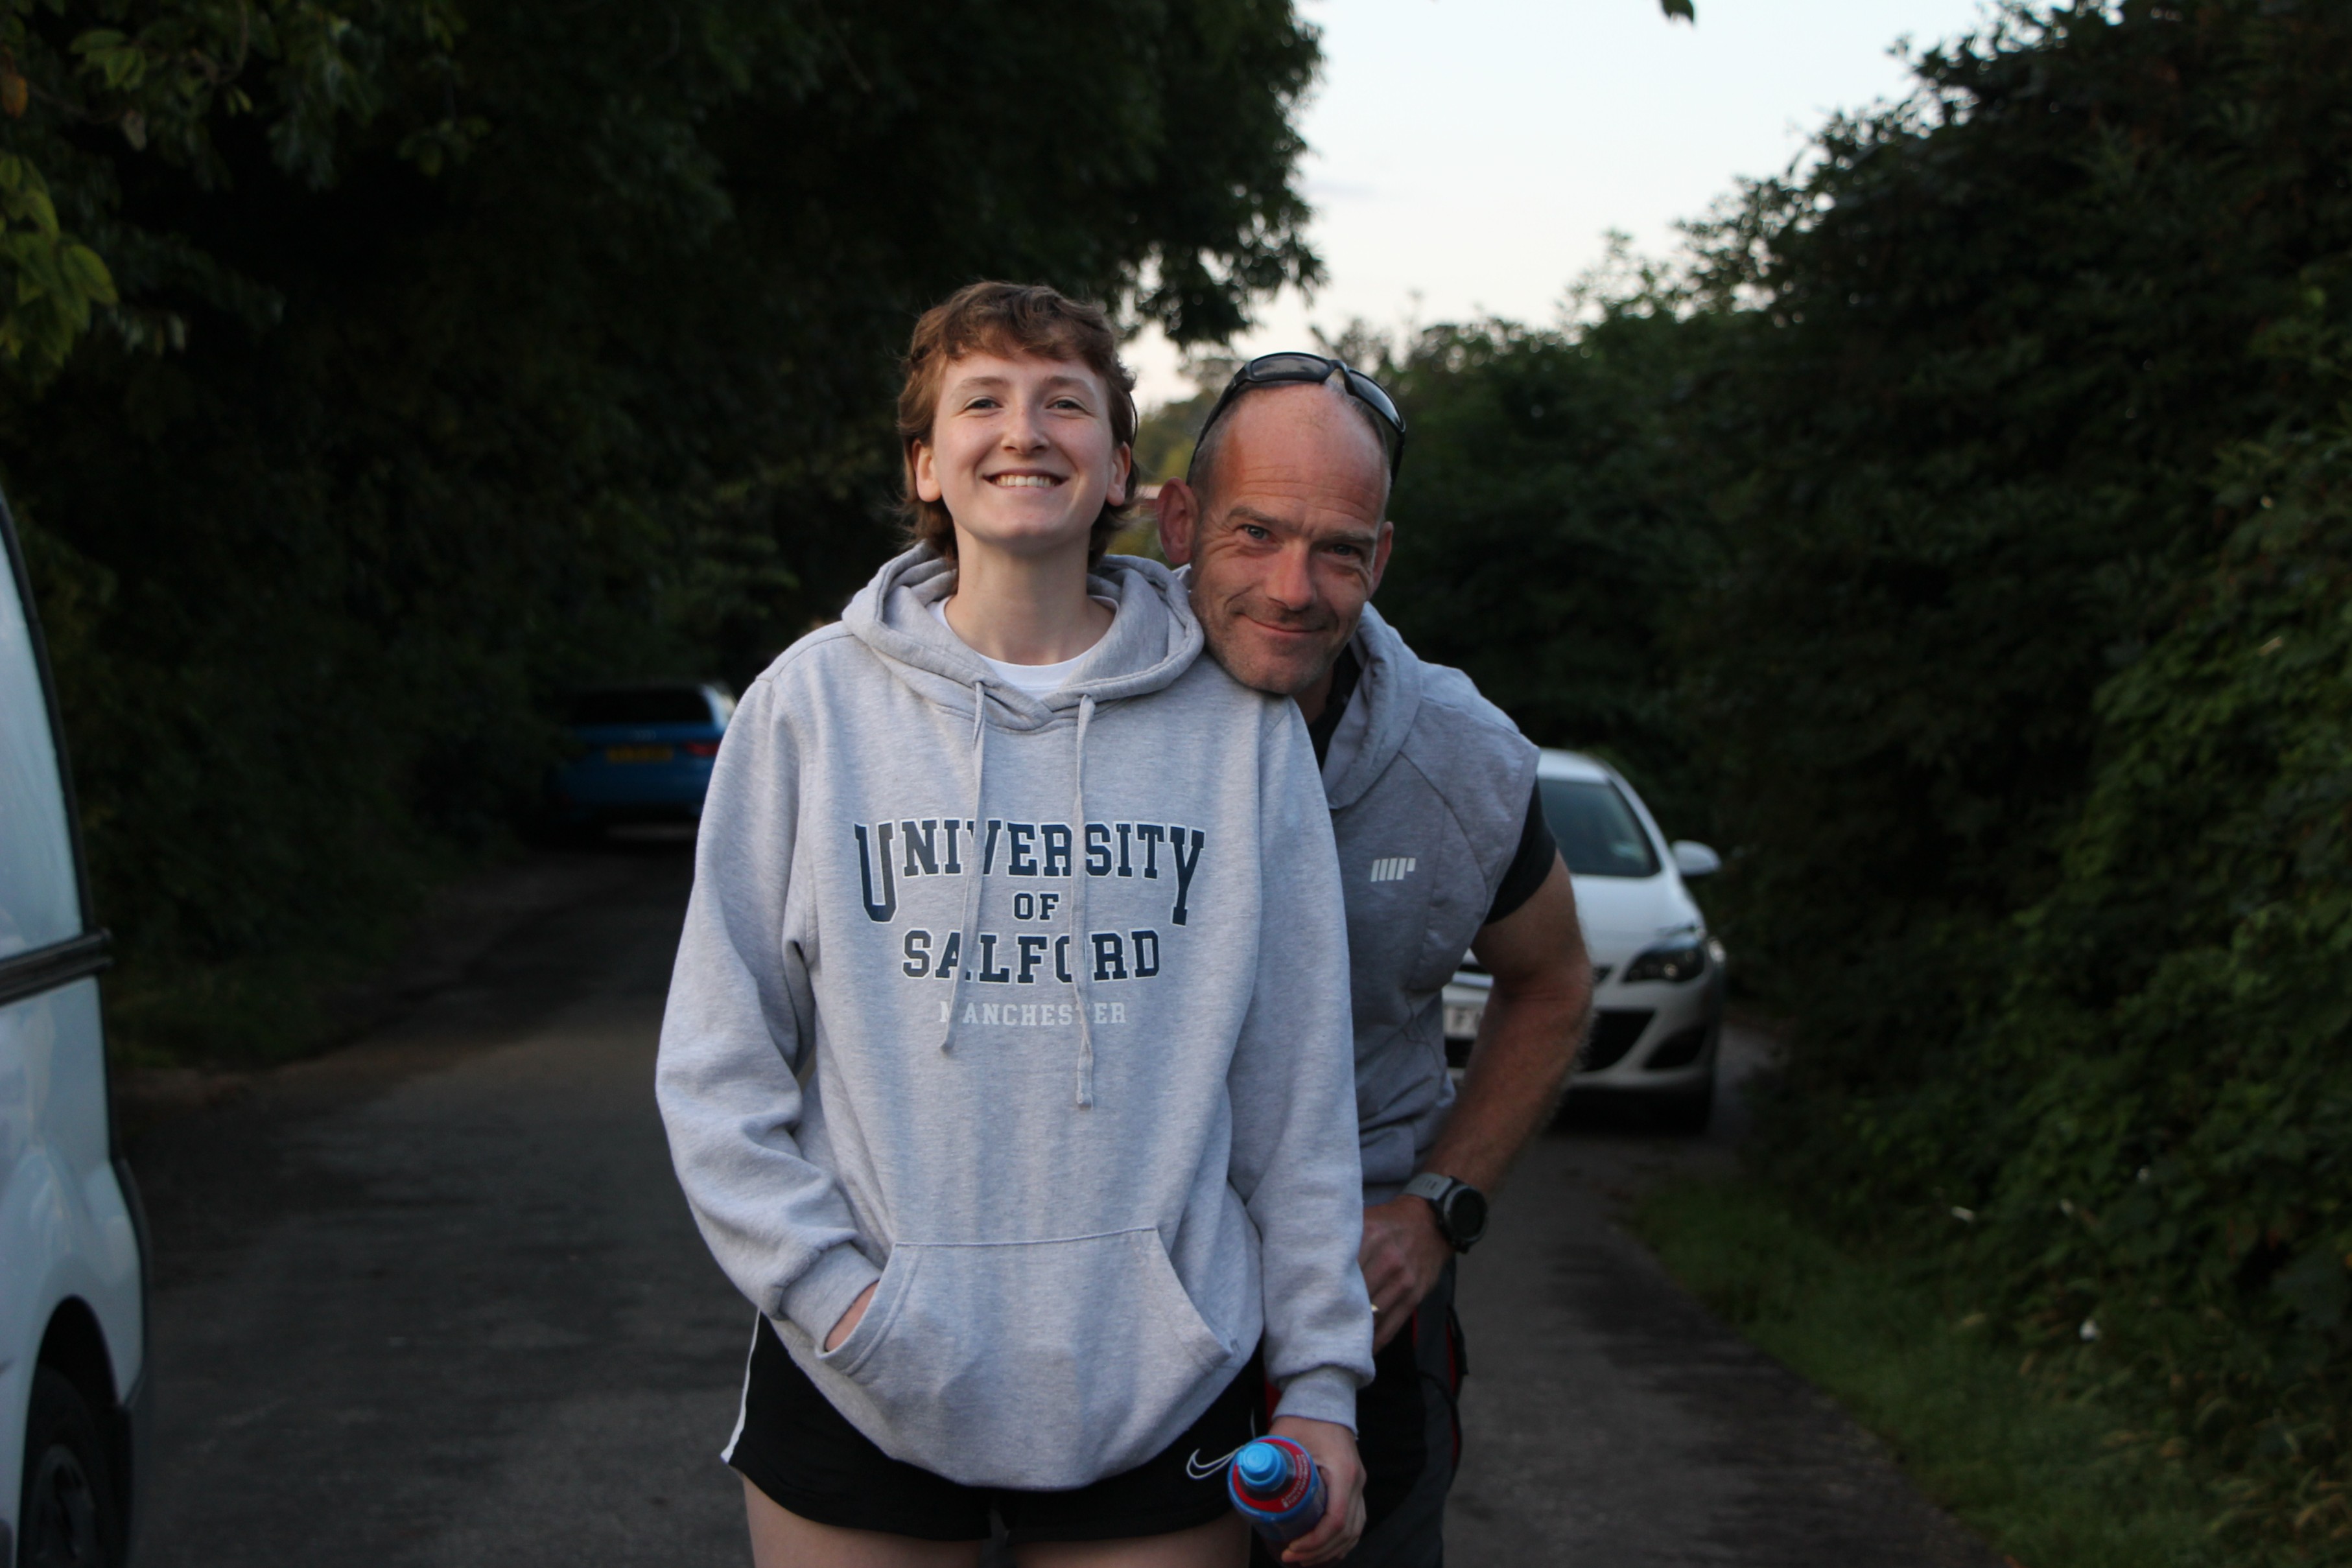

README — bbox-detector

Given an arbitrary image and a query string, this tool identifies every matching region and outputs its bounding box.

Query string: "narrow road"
[128,841,746,1566]
[1446,1035,1999,1566]
[126,843,1996,1566]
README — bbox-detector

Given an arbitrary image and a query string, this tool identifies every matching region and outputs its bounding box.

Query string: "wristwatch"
[1403,1171,1490,1254]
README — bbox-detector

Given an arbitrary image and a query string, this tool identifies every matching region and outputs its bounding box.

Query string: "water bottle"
[1227,1436,1326,1547]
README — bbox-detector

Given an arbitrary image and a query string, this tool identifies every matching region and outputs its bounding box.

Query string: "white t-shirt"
[930,598,1111,697]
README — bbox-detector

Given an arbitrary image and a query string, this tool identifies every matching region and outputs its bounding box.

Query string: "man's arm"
[1359,855,1592,1346]
[1433,855,1593,1193]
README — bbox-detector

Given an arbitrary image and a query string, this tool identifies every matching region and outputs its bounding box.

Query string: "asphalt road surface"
[124,839,1998,1567]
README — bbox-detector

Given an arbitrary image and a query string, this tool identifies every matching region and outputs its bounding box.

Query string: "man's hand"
[1266,1416,1365,1565]
[1359,1195,1452,1350]
[823,1281,877,1352]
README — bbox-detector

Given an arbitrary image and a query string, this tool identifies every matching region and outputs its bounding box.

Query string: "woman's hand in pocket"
[825,1282,878,1352]
[1267,1416,1365,1564]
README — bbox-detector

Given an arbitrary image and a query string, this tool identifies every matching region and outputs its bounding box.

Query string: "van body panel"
[0,976,145,1546]
[3,487,147,1554]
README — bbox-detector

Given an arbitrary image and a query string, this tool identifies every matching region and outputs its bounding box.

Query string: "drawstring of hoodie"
[934,678,1100,1110]
[1068,694,1097,1107]
[937,679,991,1053]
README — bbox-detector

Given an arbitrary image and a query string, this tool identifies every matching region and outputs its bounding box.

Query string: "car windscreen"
[1539,777,1661,879]
[567,688,712,727]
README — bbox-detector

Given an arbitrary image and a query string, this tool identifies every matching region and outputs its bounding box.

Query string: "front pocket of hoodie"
[829,1229,1232,1489]
[814,1242,921,1379]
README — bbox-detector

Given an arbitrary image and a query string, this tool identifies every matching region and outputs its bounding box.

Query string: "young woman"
[656,283,1372,1568]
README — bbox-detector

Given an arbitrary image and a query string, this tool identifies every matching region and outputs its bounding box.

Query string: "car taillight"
[683,741,720,758]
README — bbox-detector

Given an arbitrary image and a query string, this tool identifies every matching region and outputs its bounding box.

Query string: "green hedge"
[1374,3,2352,1549]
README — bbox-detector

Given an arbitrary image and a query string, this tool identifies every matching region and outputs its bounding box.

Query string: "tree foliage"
[1377,2,2352,1543]
[1683,0,2347,1054]
[1691,4,2352,1541]
[2,0,1323,1057]
[1367,291,1726,831]
[0,0,477,375]
[1971,341,2352,1540]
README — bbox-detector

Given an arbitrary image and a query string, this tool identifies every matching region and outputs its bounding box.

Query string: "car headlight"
[1623,937,1709,985]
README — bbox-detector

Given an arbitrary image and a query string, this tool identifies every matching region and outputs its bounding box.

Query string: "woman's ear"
[911,439,943,504]
[1109,442,1135,507]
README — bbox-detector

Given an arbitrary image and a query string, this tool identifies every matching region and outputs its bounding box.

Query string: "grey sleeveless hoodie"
[656,548,1372,1490]
[1320,604,1540,1200]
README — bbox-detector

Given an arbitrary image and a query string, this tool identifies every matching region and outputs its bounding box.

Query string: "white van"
[1,491,149,1566]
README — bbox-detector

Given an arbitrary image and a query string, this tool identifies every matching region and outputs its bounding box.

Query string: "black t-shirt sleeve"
[1484,780,1557,927]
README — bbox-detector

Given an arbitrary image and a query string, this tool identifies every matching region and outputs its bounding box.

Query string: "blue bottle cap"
[1234,1441,1288,1492]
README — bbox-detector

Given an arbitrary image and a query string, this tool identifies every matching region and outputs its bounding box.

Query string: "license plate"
[1444,1002,1484,1041]
[606,744,674,763]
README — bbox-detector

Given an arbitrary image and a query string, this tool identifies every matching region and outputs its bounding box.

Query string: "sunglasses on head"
[1192,352,1407,482]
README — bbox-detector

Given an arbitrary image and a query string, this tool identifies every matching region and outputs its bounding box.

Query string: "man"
[1158,355,1594,1567]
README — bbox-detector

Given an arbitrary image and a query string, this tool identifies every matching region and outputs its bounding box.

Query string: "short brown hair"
[897,281,1138,565]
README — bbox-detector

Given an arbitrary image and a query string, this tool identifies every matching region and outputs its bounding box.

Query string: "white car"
[1442,749,1726,1132]
[2,494,150,1566]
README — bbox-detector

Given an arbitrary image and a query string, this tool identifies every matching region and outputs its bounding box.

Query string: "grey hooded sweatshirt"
[656,548,1372,1491]
[1319,604,1540,1200]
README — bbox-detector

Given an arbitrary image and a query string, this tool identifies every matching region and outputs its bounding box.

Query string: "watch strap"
[1402,1171,1459,1208]
[1392,1171,1486,1259]
[1403,1171,1477,1251]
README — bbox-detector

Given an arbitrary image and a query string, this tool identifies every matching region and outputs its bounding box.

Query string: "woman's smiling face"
[913,353,1133,561]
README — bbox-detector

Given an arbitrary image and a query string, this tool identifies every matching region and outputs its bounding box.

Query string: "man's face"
[913,352,1131,560]
[1158,384,1392,700]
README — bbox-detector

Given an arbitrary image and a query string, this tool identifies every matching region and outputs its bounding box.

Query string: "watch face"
[1446,1186,1490,1249]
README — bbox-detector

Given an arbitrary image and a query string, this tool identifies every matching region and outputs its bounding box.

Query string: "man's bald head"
[1157,380,1394,713]
[1187,376,1393,518]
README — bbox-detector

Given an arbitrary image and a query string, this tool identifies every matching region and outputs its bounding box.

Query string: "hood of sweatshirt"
[841,547,1205,723]
[1319,602,1421,810]
[655,545,1371,1491]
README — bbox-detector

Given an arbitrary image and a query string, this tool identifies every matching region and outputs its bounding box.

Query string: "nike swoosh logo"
[1186,1447,1238,1480]
[1184,1410,1265,1482]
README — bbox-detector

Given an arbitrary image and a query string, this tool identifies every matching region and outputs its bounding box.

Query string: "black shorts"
[727,1314,1265,1544]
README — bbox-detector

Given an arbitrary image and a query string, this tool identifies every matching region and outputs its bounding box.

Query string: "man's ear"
[1368,519,1394,596]
[1157,478,1199,566]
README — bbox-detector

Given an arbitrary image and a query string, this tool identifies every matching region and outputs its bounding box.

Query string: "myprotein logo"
[1368,856,1417,883]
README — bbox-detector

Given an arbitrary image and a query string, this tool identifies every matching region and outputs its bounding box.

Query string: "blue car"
[548,682,735,827]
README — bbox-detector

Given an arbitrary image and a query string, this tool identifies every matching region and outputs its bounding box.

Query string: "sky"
[1127,0,1995,404]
